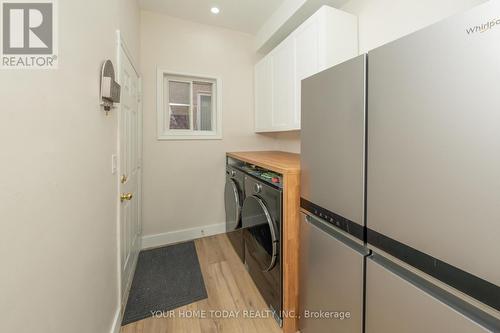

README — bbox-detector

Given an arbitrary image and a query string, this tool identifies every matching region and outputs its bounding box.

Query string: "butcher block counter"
[227,151,301,333]
[227,151,300,176]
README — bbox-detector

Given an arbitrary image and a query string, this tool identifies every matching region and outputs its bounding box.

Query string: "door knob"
[120,193,133,202]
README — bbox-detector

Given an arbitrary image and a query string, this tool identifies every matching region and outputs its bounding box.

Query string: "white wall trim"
[142,223,226,249]
[109,307,121,333]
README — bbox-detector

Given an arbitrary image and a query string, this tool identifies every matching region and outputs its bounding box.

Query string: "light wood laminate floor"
[121,234,282,333]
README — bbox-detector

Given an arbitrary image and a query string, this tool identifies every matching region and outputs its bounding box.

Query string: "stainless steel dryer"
[224,165,245,262]
[241,175,283,326]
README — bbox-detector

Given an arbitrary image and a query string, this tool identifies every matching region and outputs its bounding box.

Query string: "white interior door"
[118,38,142,307]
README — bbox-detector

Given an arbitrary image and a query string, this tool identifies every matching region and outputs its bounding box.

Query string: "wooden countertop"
[227,151,300,175]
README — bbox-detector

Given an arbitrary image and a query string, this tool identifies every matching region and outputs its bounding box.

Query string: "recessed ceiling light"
[211,7,220,14]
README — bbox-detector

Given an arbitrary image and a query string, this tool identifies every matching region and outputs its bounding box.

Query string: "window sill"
[157,134,223,141]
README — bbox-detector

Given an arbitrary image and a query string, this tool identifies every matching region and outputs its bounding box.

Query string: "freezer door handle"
[303,212,369,256]
[369,253,500,332]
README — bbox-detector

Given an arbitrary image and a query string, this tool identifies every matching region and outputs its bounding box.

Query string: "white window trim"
[157,68,223,140]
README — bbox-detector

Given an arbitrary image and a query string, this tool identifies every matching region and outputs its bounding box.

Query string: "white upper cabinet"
[255,56,273,132]
[271,37,297,130]
[255,6,358,132]
[294,16,320,130]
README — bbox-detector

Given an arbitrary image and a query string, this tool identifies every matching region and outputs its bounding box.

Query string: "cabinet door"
[254,57,273,132]
[295,18,319,129]
[253,6,357,133]
[271,37,297,130]
[317,7,358,72]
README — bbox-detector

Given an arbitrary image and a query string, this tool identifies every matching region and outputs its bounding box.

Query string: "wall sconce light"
[100,60,121,114]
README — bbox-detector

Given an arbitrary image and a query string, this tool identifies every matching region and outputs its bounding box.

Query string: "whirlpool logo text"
[466,18,500,35]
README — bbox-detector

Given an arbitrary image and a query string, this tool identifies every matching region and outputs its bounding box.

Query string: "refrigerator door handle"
[370,253,500,332]
[303,213,369,256]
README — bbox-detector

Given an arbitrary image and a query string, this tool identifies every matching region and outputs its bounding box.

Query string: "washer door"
[225,178,241,232]
[242,195,278,272]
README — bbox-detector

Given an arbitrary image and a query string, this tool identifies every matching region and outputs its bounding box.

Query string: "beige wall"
[0,1,139,333]
[119,0,141,63]
[273,0,488,153]
[140,11,276,237]
[271,131,301,153]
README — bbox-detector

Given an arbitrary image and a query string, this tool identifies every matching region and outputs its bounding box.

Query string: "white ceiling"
[139,0,287,34]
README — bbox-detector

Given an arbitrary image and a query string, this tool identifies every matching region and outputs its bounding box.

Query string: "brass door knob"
[120,193,133,202]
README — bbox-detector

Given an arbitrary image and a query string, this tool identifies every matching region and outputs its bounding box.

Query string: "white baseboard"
[141,223,226,249]
[110,307,121,333]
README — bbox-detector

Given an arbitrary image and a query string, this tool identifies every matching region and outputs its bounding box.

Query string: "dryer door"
[242,195,278,272]
[225,178,241,232]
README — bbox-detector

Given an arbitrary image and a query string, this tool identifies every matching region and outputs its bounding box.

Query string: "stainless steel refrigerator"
[300,54,368,333]
[366,1,500,332]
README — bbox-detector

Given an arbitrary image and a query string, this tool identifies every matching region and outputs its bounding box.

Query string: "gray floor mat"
[121,241,208,326]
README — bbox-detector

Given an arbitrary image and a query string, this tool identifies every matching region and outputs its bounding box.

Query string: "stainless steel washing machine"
[224,165,245,262]
[241,175,283,326]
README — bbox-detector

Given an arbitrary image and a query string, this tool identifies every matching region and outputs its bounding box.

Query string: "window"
[157,70,222,140]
